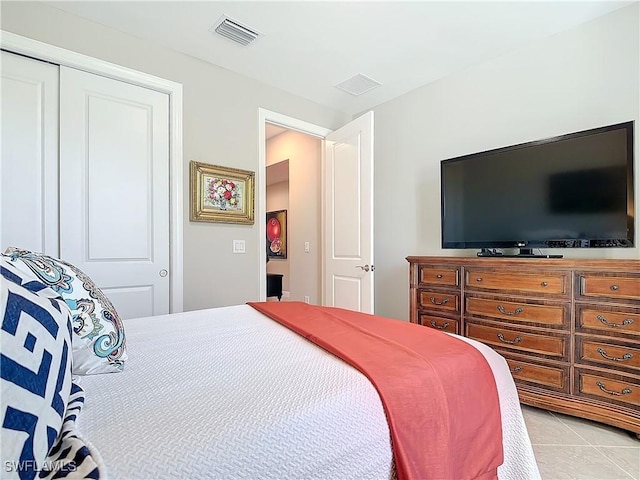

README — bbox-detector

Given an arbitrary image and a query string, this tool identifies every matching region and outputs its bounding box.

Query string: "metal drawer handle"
[541,281,548,287]
[497,333,523,345]
[610,284,619,291]
[429,296,449,306]
[436,274,443,279]
[595,381,632,397]
[429,320,449,330]
[497,305,524,316]
[597,314,634,328]
[476,277,483,282]
[510,366,523,373]
[597,348,633,362]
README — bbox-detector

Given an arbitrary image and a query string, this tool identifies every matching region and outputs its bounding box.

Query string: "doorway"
[258,109,374,313]
[256,108,331,304]
[265,125,322,303]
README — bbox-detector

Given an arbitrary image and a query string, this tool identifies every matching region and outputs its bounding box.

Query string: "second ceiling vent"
[334,73,382,96]
[212,15,260,47]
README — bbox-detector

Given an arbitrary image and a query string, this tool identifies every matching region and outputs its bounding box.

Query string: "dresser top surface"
[406,256,640,271]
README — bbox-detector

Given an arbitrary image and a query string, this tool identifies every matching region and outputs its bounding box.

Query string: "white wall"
[0,1,349,311]
[266,131,322,304]
[372,4,640,321]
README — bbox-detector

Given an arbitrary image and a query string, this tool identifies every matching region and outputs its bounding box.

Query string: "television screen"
[440,121,634,252]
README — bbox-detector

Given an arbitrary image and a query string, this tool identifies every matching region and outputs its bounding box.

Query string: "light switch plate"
[233,240,246,253]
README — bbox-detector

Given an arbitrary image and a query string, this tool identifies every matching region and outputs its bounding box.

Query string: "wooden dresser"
[407,256,640,437]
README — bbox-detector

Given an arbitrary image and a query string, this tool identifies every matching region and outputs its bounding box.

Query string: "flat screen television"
[440,121,635,257]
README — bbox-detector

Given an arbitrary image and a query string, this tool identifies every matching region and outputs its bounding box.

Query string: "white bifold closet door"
[1,51,171,319]
[59,66,170,319]
[1,51,59,255]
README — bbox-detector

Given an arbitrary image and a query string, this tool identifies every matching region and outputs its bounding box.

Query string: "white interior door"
[323,111,374,313]
[59,66,170,319]
[1,51,59,256]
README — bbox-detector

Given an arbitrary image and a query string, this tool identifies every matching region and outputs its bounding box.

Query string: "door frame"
[0,31,184,313]
[257,108,331,301]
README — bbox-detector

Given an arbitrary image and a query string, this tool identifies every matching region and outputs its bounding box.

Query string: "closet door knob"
[159,269,168,277]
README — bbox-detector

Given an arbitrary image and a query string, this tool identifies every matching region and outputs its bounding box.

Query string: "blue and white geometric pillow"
[3,248,127,375]
[1,264,73,479]
[38,381,103,479]
[1,256,54,296]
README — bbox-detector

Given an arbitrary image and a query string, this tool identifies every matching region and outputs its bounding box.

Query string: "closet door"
[59,66,170,319]
[1,51,59,255]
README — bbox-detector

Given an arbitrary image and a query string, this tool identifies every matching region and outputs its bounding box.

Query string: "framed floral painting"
[190,161,255,224]
[266,209,287,259]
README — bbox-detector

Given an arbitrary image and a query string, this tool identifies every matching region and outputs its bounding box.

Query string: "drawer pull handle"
[541,281,548,287]
[429,320,450,330]
[476,277,483,282]
[429,296,449,306]
[436,274,443,279]
[497,305,524,316]
[497,333,523,345]
[597,314,634,328]
[510,366,523,373]
[597,348,633,362]
[610,284,619,291]
[595,381,632,397]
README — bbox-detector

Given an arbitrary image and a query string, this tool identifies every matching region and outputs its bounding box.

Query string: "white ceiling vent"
[211,15,260,47]
[334,73,382,96]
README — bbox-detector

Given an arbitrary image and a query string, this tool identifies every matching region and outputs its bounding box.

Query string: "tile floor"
[521,405,639,479]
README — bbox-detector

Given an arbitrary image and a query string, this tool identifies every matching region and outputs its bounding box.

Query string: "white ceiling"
[47,1,633,116]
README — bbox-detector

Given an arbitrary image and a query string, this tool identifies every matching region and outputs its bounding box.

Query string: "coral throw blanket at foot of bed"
[248,301,503,480]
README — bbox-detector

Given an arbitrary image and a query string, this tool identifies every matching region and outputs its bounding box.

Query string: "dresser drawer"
[576,337,640,373]
[418,266,459,287]
[502,355,569,392]
[417,313,459,335]
[418,290,459,313]
[578,273,640,301]
[465,269,569,296]
[576,369,640,409]
[466,296,567,327]
[466,322,568,359]
[576,305,640,337]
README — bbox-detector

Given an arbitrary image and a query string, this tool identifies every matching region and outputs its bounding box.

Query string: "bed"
[1,249,541,480]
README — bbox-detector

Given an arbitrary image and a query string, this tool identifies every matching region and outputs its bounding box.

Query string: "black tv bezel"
[440,121,635,250]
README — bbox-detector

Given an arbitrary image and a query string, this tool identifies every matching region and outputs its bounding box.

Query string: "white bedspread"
[77,305,540,480]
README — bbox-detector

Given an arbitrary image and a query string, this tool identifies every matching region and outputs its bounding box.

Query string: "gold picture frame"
[190,161,255,224]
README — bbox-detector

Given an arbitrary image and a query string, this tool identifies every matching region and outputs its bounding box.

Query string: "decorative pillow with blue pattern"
[3,248,127,375]
[1,260,73,479]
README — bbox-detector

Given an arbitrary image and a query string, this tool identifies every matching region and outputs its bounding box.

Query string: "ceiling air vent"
[212,15,260,47]
[334,73,382,96]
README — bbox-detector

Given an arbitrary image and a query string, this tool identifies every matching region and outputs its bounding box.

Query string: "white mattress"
[77,305,540,480]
